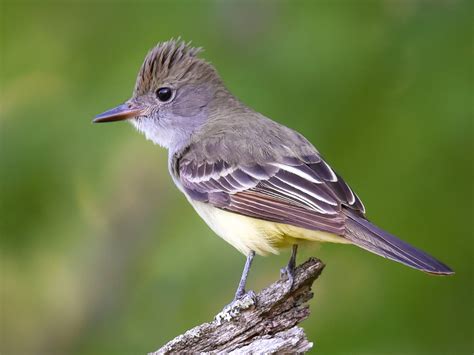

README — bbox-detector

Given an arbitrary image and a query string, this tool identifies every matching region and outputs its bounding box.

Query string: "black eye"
[156,87,173,102]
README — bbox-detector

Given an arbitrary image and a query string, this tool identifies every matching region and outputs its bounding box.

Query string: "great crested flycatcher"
[94,39,453,301]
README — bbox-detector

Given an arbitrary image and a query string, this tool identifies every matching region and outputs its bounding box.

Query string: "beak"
[93,102,145,123]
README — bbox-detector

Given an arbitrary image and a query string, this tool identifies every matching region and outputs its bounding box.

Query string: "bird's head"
[94,39,225,150]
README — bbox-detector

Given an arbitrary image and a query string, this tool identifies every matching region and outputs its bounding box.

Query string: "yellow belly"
[189,200,350,256]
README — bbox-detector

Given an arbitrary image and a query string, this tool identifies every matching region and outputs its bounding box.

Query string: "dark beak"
[93,102,145,123]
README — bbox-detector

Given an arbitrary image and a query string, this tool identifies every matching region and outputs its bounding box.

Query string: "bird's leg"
[233,250,255,301]
[280,244,298,290]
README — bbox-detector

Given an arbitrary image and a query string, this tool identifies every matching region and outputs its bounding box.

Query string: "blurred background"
[1,0,472,354]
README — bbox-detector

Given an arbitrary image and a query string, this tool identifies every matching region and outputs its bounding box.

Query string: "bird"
[94,39,453,301]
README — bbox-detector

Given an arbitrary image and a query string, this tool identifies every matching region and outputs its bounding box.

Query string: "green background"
[1,1,472,354]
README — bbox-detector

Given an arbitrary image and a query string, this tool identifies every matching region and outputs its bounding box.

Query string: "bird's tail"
[344,211,454,275]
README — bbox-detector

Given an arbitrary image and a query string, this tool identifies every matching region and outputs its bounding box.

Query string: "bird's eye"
[156,87,173,102]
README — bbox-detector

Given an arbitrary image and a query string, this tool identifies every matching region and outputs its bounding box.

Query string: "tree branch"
[149,257,325,354]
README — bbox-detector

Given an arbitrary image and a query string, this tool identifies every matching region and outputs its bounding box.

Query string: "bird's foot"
[280,265,295,293]
[233,287,255,303]
[222,289,257,313]
[216,290,256,324]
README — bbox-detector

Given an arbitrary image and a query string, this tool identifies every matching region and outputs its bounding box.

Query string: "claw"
[237,290,256,302]
[233,288,250,302]
[280,265,295,292]
[217,290,257,323]
[229,289,257,308]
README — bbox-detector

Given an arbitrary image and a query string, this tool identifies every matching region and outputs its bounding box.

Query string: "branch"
[149,257,325,354]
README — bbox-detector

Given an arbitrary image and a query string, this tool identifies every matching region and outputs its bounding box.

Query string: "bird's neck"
[167,88,250,156]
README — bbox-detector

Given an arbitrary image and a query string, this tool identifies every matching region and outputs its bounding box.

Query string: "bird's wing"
[177,152,365,236]
[177,141,453,275]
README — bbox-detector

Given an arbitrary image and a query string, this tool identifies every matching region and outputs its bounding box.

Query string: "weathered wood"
[150,257,325,354]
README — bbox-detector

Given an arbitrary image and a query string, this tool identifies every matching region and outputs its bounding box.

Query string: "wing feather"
[178,154,365,235]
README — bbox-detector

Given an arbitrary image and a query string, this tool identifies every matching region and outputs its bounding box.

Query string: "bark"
[149,257,325,354]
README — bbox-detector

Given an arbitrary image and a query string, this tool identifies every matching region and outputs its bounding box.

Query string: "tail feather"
[344,212,454,275]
